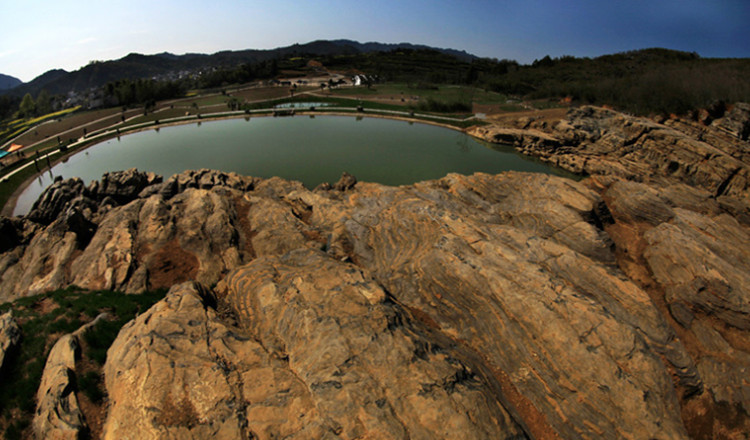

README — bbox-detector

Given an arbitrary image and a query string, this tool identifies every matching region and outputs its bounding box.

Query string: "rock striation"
[103,273,525,439]
[0,104,749,439]
[469,105,750,198]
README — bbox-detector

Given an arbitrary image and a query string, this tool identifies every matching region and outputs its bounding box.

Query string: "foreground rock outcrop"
[33,313,108,440]
[1,105,749,439]
[103,274,525,439]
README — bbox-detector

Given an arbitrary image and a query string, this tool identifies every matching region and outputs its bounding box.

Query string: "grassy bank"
[0,287,167,439]
[0,107,81,146]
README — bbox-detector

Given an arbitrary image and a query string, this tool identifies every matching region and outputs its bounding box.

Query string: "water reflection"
[457,134,471,153]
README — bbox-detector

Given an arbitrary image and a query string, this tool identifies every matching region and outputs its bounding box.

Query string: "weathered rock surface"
[1,104,749,439]
[33,313,108,440]
[599,178,750,435]
[711,102,750,141]
[103,266,525,439]
[33,333,85,440]
[0,169,259,298]
[470,105,750,198]
[26,168,162,226]
[0,311,21,373]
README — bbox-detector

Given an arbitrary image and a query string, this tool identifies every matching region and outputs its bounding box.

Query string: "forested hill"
[2,40,475,98]
[0,74,22,91]
[482,48,750,115]
[3,43,750,117]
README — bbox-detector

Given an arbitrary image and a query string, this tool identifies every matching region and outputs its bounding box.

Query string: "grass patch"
[529,100,566,110]
[409,98,472,113]
[24,107,81,127]
[0,287,166,436]
[330,83,508,106]
[171,95,229,108]
[0,154,59,214]
[79,371,105,404]
[0,107,81,146]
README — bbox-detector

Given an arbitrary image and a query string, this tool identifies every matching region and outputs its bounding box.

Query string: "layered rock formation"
[469,105,750,199]
[1,105,749,439]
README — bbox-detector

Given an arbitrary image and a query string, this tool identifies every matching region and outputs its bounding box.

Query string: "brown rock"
[103,281,329,439]
[26,177,88,225]
[221,249,526,439]
[330,172,691,439]
[711,102,750,141]
[0,311,21,373]
[33,334,84,440]
[332,171,357,191]
[0,217,80,298]
[33,313,108,440]
[470,104,750,198]
[0,171,260,298]
[0,216,33,253]
[102,259,526,439]
[600,177,750,435]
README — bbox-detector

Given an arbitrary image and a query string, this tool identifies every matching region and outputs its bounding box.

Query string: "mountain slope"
[1,39,476,98]
[0,74,22,91]
[330,39,477,61]
[6,69,68,97]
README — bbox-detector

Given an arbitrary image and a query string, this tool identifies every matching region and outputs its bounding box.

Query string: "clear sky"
[1,0,748,82]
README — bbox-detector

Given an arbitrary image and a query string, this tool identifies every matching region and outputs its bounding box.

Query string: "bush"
[79,371,105,403]
[84,319,124,365]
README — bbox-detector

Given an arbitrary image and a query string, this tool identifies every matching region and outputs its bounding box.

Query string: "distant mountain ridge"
[2,39,477,97]
[0,73,22,91]
[329,39,476,62]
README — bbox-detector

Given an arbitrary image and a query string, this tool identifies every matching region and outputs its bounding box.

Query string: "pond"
[14,116,573,216]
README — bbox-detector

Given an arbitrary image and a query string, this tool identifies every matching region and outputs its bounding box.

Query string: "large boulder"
[103,267,525,439]
[33,314,108,440]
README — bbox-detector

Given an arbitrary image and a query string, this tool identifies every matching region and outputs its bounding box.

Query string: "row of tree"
[0,95,20,120]
[476,50,750,115]
[102,78,186,107]
[194,59,280,89]
[15,90,53,119]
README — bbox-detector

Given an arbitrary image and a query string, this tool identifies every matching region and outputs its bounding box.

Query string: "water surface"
[14,116,570,216]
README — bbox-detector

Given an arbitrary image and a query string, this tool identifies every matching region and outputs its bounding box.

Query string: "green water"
[15,116,573,215]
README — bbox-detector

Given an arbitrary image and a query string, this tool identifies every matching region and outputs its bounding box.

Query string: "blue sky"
[1,0,748,82]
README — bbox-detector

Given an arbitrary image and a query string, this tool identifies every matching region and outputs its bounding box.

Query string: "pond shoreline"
[3,111,481,217]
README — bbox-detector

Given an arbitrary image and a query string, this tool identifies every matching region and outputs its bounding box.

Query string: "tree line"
[102,78,186,107]
[475,49,750,115]
[2,48,749,121]
[5,90,54,119]
[193,59,280,89]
